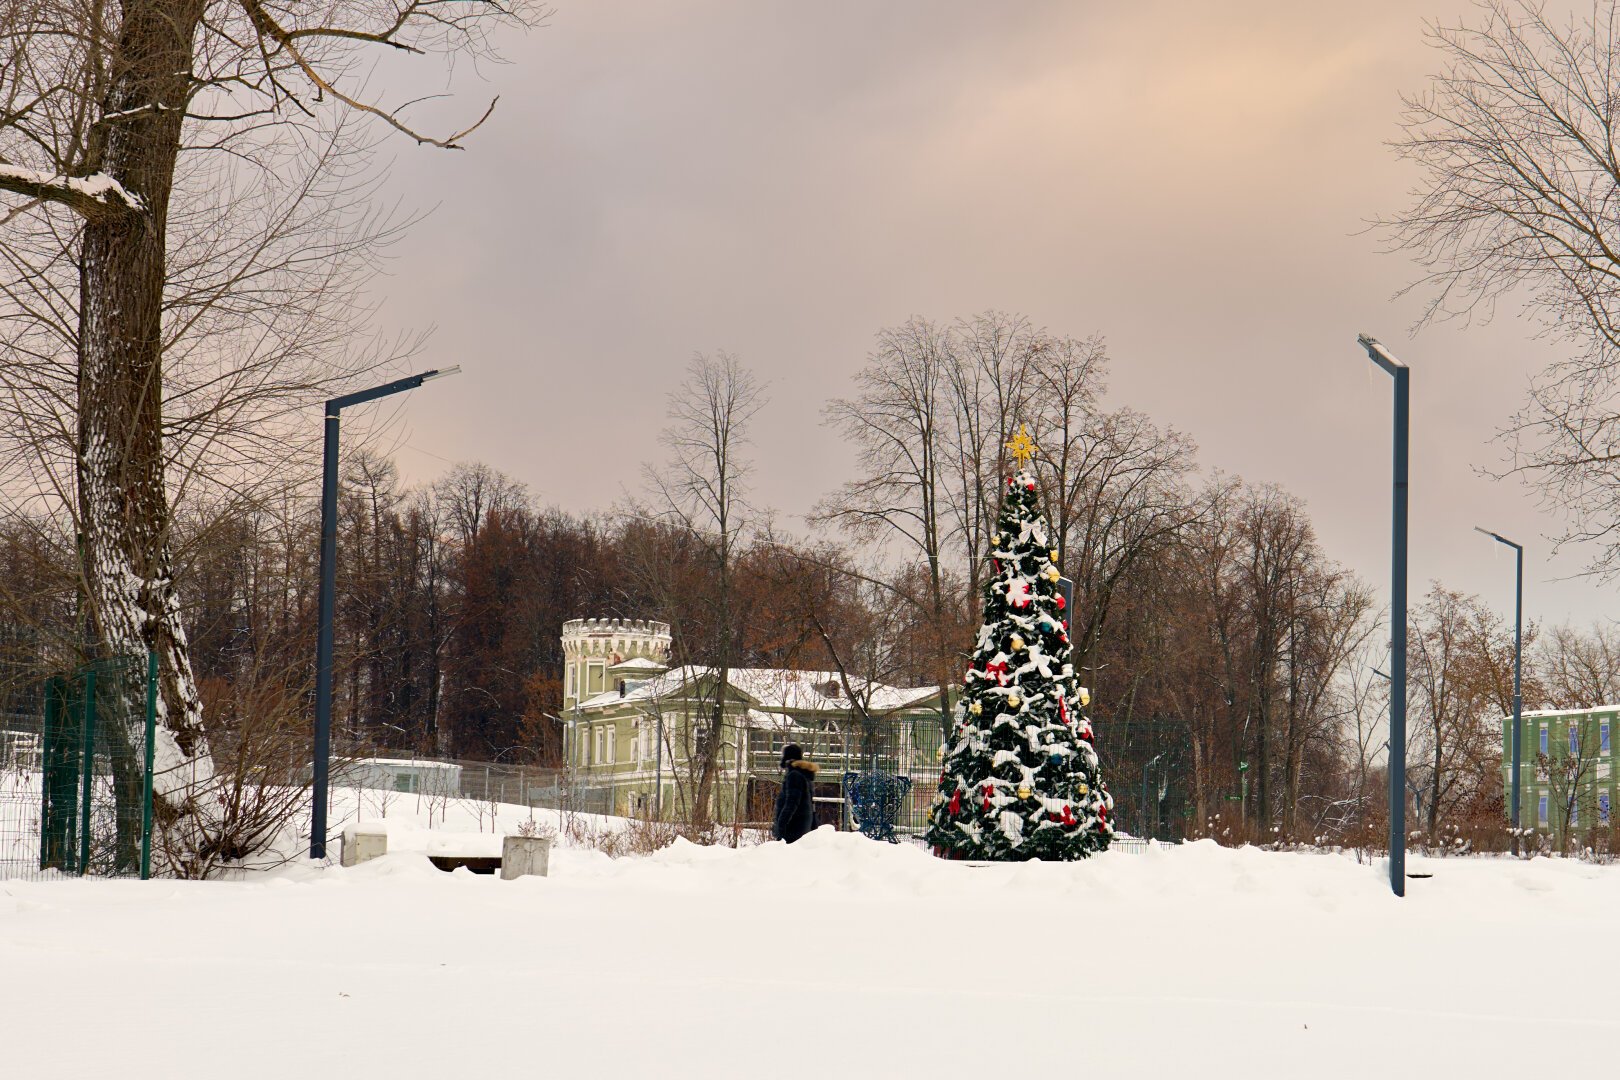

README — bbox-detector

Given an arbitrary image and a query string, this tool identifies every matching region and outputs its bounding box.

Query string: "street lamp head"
[1357,333,1408,373]
[1473,524,1521,551]
[421,364,462,382]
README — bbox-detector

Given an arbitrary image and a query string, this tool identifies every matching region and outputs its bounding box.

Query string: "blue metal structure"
[1474,526,1523,853]
[311,367,461,860]
[1358,334,1408,898]
[843,770,913,843]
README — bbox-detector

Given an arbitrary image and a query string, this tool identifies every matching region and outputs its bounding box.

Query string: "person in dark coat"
[773,743,817,843]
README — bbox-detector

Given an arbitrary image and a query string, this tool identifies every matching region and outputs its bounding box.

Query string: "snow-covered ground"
[1,790,1612,1078]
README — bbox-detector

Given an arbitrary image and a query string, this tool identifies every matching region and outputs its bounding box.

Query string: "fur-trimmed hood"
[786,759,819,776]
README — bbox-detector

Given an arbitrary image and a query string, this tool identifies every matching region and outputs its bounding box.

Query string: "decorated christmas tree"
[926,426,1113,861]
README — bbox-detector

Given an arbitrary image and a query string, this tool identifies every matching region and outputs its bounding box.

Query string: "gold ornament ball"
[1010,634,1025,651]
[1007,694,1021,709]
[1077,783,1089,795]
[969,701,983,715]
[1017,785,1032,800]
[1050,549,1059,562]
[1079,687,1091,707]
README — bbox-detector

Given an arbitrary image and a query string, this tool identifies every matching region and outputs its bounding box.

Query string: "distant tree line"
[3,312,1618,851]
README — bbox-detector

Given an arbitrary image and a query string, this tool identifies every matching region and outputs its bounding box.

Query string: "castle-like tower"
[561,618,672,710]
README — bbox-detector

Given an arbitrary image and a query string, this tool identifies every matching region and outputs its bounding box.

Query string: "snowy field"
[1,792,1614,1079]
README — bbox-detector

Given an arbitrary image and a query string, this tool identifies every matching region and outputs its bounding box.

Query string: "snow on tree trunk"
[76,0,213,873]
[926,465,1114,860]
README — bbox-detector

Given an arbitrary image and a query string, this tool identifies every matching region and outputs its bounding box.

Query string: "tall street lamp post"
[310,366,461,860]
[1474,526,1524,855]
[1358,334,1409,898]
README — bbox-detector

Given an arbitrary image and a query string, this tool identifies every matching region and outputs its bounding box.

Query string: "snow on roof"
[609,656,667,672]
[575,666,940,714]
[743,709,815,732]
[1509,704,1620,720]
[349,757,462,771]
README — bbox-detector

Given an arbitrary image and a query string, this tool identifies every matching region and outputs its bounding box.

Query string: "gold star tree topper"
[1005,424,1037,469]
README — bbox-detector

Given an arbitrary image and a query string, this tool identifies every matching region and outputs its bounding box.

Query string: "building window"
[588,663,605,696]
[1601,793,1612,824]
[605,727,617,764]
[1538,793,1548,826]
[1540,725,1549,755]
[1570,726,1581,755]
[567,665,576,700]
[1603,723,1611,755]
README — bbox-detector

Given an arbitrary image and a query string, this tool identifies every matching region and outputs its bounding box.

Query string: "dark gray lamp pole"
[310,366,461,860]
[1358,334,1409,898]
[1474,526,1524,854]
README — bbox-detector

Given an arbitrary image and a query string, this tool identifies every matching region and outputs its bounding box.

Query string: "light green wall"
[1502,709,1617,835]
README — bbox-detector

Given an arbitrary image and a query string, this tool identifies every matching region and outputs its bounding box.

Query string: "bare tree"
[1407,585,1515,837]
[0,0,541,870]
[1538,622,1620,708]
[1383,0,1620,574]
[815,318,958,733]
[1026,336,1201,675]
[941,311,1039,599]
[639,353,765,829]
[1541,719,1601,852]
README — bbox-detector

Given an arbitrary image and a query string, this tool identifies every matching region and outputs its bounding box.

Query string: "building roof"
[1509,704,1620,721]
[574,665,941,714]
[347,757,462,771]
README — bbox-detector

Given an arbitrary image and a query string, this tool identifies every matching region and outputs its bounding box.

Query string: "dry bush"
[159,668,316,878]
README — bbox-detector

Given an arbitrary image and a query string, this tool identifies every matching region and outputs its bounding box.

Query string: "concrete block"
[501,835,551,879]
[341,821,388,867]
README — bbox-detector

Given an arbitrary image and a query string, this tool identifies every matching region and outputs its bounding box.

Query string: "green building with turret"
[559,617,951,827]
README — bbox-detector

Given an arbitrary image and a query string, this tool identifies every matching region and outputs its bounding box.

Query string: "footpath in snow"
[1,808,1613,1079]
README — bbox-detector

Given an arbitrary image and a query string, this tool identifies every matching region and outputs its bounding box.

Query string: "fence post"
[39,677,56,872]
[142,651,157,880]
[78,667,96,875]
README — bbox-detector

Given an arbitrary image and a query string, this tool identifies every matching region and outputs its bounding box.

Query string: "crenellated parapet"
[561,618,672,709]
[561,618,672,661]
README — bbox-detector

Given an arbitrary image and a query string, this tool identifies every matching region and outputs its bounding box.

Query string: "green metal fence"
[1,653,156,881]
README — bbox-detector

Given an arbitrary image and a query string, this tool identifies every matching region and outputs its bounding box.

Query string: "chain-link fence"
[333,719,1176,856]
[0,654,155,881]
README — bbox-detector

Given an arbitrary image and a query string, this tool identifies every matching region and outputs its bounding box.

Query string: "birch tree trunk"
[76,0,213,859]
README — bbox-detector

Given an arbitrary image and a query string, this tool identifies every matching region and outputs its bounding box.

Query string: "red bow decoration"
[1058,697,1069,724]
[984,659,1009,685]
[1062,804,1075,827]
[948,790,961,815]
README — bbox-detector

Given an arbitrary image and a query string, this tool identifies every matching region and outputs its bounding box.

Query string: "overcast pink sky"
[360,1,1605,631]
